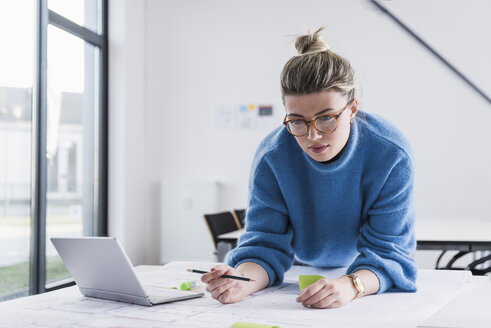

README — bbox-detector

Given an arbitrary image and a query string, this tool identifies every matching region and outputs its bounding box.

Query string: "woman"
[202,28,417,309]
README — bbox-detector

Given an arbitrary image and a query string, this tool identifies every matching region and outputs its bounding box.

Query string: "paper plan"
[0,261,471,328]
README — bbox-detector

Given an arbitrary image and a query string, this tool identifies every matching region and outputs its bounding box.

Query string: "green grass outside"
[46,256,71,283]
[0,256,70,296]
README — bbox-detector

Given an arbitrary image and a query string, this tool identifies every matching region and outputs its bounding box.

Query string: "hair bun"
[294,27,329,55]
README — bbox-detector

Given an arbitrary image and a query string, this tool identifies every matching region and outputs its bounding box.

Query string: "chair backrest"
[203,211,241,250]
[232,209,246,229]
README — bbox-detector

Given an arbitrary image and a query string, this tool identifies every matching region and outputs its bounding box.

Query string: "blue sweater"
[226,111,417,294]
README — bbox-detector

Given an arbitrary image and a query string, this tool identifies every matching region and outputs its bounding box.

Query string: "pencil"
[186,269,256,282]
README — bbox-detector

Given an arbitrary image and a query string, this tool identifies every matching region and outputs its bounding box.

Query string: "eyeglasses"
[282,100,353,137]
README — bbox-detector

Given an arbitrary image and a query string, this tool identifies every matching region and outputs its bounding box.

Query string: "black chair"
[435,250,491,275]
[203,211,241,252]
[232,209,246,229]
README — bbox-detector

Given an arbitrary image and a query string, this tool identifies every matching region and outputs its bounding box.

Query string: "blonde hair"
[280,27,356,100]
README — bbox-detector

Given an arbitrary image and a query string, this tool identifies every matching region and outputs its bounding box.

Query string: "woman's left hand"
[296,276,358,309]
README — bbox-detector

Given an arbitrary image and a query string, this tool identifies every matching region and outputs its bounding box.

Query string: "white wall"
[109,0,491,266]
[108,0,158,265]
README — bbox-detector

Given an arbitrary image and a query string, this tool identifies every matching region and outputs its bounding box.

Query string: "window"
[0,0,107,301]
[0,0,35,301]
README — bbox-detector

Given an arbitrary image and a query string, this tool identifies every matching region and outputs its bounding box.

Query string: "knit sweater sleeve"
[347,153,418,293]
[226,155,294,287]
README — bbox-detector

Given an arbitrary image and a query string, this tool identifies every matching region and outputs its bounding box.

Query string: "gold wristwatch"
[344,274,365,299]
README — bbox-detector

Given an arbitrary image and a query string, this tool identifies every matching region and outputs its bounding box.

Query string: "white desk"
[418,275,491,328]
[218,228,244,241]
[218,217,491,251]
[0,261,489,327]
[415,216,491,251]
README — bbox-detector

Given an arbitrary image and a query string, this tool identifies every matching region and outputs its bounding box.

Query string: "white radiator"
[160,181,218,263]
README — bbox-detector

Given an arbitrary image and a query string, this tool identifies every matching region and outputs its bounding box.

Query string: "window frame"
[29,0,108,295]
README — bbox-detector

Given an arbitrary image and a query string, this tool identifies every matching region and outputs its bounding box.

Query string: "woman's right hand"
[200,264,251,304]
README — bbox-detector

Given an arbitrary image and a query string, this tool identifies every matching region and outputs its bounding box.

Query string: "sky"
[0,0,89,93]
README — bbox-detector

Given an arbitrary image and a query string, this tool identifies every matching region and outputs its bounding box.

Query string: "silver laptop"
[51,237,204,306]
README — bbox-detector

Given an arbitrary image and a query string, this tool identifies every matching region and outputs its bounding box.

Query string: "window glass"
[48,0,101,34]
[45,25,100,286]
[0,0,34,301]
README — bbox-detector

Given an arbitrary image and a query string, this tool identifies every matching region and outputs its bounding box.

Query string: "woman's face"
[284,90,358,162]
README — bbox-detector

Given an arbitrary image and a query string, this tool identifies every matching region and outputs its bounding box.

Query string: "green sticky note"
[231,322,279,328]
[298,275,325,291]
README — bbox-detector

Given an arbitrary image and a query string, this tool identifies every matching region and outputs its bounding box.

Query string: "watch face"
[353,276,365,293]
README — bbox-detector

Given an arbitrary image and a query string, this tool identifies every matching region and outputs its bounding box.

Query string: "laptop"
[51,237,204,306]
